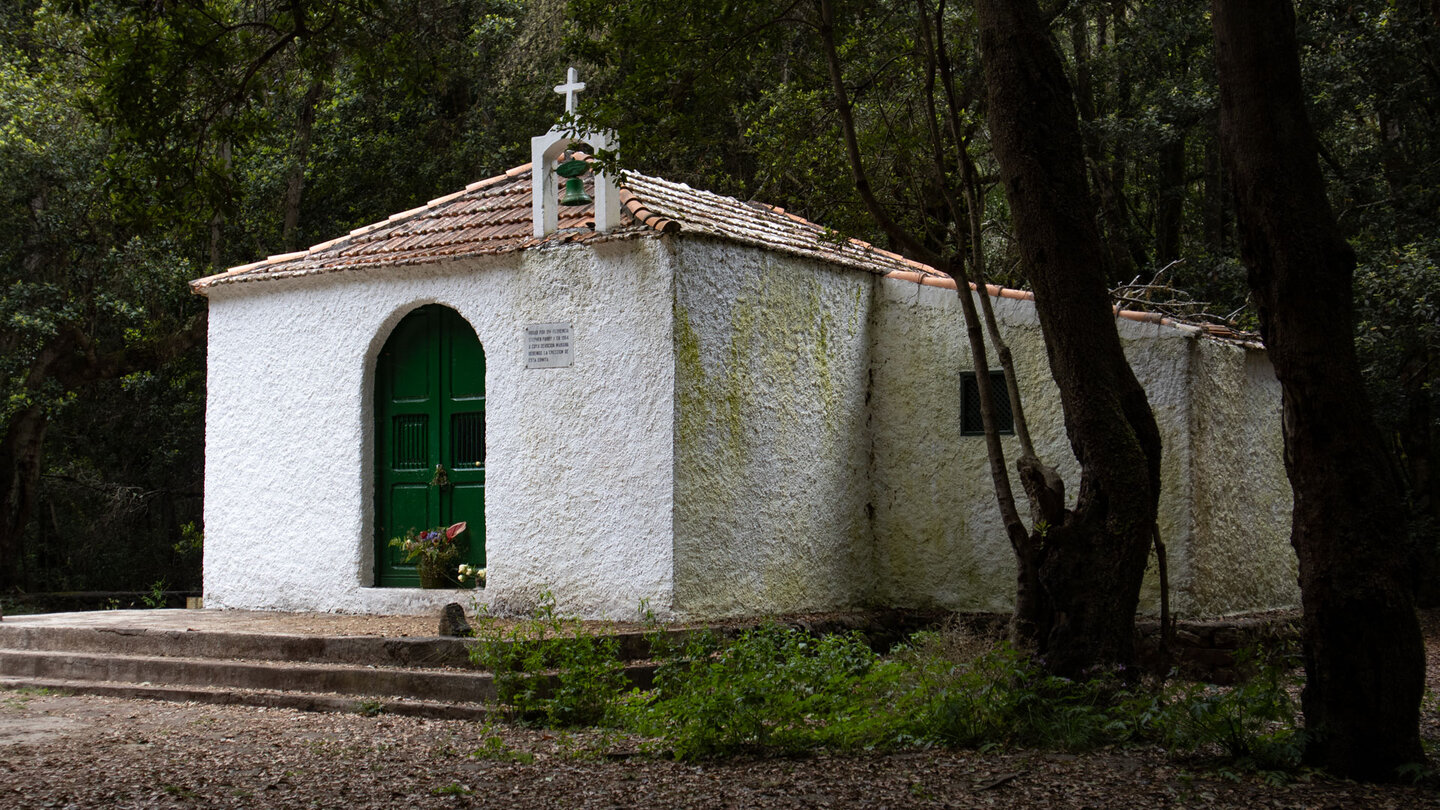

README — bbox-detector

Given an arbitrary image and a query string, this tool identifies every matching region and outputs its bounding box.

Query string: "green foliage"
[467,590,629,727]
[891,637,1145,752]
[1152,651,1303,772]
[140,579,167,609]
[468,726,535,762]
[173,522,203,557]
[624,624,883,759]
[471,613,1304,774]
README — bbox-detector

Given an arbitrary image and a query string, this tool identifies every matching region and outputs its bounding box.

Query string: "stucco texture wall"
[1183,343,1297,613]
[670,238,875,618]
[869,278,1296,617]
[202,239,677,618]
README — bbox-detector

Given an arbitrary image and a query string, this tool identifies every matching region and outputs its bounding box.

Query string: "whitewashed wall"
[670,238,875,617]
[868,278,1297,616]
[202,239,677,618]
[1182,342,1296,614]
[203,231,1293,621]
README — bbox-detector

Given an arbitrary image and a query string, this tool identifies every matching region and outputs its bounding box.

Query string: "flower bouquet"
[389,521,467,588]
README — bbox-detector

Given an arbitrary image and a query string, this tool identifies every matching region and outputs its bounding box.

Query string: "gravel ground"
[1,614,1439,809]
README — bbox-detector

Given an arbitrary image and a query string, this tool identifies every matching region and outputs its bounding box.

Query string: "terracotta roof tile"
[882,270,1262,347]
[190,163,938,291]
[189,162,1258,346]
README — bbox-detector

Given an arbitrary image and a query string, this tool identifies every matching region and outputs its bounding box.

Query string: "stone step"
[0,649,500,703]
[0,625,476,669]
[0,677,495,722]
[0,648,658,708]
[0,623,684,669]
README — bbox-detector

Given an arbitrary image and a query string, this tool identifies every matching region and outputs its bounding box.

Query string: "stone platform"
[0,608,666,720]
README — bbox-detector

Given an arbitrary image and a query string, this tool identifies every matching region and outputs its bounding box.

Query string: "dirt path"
[0,690,1437,809]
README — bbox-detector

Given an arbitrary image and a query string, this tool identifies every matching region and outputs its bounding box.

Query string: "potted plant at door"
[389,521,467,588]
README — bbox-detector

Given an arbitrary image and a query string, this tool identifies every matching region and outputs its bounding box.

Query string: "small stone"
[439,603,472,637]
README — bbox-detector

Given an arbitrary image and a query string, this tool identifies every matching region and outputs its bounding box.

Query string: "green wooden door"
[374,305,486,587]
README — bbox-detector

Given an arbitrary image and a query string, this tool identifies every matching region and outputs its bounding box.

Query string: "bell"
[559,175,592,206]
[556,157,593,207]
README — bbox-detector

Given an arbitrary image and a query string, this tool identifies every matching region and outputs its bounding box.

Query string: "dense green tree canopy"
[0,0,552,597]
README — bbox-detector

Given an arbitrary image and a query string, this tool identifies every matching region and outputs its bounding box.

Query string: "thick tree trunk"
[976,0,1163,677]
[1212,0,1426,781]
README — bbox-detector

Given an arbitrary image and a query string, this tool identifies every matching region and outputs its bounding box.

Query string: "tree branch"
[815,0,946,268]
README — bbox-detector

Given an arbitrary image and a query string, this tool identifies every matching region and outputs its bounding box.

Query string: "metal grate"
[961,371,1014,436]
[451,412,485,468]
[392,415,429,469]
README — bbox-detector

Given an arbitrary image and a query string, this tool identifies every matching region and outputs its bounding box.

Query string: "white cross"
[554,67,586,114]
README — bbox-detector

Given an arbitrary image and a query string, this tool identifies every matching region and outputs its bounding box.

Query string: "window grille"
[961,371,1014,436]
[393,415,429,469]
[451,412,485,468]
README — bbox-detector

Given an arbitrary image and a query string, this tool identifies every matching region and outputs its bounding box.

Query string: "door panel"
[449,332,486,401]
[389,325,433,402]
[384,483,432,570]
[375,306,486,587]
[448,482,486,568]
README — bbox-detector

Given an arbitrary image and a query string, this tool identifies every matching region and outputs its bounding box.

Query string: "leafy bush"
[469,603,1304,773]
[467,590,628,727]
[622,623,888,758]
[1152,650,1303,771]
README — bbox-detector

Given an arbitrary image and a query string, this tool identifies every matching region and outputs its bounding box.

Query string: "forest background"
[0,0,1434,604]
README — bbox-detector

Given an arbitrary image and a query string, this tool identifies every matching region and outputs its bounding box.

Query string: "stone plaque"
[525,322,573,369]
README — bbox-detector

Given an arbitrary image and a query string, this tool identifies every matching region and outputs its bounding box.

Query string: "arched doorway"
[373,305,485,587]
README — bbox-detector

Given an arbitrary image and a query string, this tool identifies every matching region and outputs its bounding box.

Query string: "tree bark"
[975,0,1163,677]
[282,77,326,250]
[1212,0,1426,781]
[0,406,48,591]
[1154,137,1186,268]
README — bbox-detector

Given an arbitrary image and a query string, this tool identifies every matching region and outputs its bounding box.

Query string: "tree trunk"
[0,406,48,591]
[1154,136,1186,268]
[975,0,1163,677]
[283,77,326,250]
[1212,0,1426,781]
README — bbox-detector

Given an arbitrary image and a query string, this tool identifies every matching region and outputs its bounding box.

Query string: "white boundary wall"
[868,278,1297,616]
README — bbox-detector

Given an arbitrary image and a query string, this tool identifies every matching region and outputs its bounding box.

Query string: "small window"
[961,371,1014,436]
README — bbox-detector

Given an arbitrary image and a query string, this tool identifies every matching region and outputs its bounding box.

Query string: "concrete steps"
[0,607,948,718]
[0,677,495,721]
[0,618,658,719]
